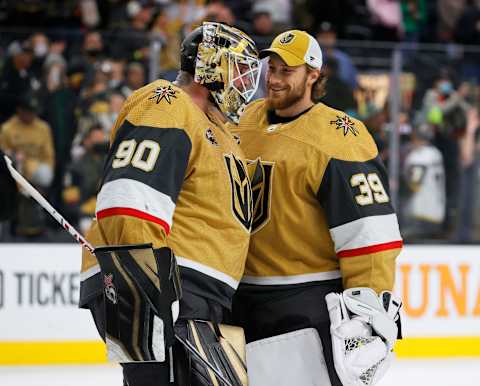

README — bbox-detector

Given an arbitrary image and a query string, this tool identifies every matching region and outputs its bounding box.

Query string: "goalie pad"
[325,288,402,386]
[94,244,182,362]
[179,320,247,386]
[246,328,332,386]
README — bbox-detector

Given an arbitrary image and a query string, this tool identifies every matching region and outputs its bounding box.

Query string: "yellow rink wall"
[0,244,479,364]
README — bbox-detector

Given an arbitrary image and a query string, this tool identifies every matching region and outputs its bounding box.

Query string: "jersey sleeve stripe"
[176,257,239,290]
[337,240,403,258]
[96,207,171,234]
[96,178,175,229]
[330,213,402,253]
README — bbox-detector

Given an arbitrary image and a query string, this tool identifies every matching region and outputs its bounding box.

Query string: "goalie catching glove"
[325,288,402,386]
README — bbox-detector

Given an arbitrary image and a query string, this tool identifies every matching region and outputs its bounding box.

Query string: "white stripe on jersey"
[96,178,175,228]
[176,257,240,290]
[80,264,100,282]
[330,213,402,253]
[241,270,342,285]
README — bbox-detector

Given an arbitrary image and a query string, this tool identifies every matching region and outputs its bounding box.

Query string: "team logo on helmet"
[247,158,274,233]
[149,85,177,104]
[279,32,295,45]
[224,153,253,231]
[103,273,118,304]
[330,115,359,136]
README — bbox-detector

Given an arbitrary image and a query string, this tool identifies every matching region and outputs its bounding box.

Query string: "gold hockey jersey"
[80,80,252,309]
[232,100,402,292]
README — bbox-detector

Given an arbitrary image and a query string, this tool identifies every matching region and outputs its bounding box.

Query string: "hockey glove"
[325,287,402,386]
[95,244,181,362]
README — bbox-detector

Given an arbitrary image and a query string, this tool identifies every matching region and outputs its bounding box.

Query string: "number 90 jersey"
[232,100,402,293]
[80,80,252,310]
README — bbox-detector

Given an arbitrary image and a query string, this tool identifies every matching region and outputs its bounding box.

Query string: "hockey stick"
[4,155,235,385]
[3,155,94,253]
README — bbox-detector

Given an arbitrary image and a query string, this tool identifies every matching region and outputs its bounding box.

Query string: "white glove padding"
[325,288,402,386]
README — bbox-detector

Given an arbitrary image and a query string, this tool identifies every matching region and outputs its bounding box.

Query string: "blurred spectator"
[111,1,153,63]
[401,0,428,42]
[437,0,467,42]
[421,72,471,236]
[454,1,480,82]
[316,22,359,89]
[69,30,107,90]
[320,57,357,115]
[0,40,40,123]
[251,0,291,29]
[63,124,108,234]
[250,8,276,51]
[149,7,181,81]
[367,0,403,41]
[0,95,55,237]
[116,62,146,98]
[402,121,446,241]
[455,108,480,242]
[204,1,237,26]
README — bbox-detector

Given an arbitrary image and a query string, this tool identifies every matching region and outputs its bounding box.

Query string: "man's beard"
[266,76,308,111]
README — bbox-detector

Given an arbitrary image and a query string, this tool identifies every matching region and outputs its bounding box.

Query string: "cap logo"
[279,33,295,45]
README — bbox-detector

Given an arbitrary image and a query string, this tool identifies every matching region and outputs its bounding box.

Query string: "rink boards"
[0,244,479,364]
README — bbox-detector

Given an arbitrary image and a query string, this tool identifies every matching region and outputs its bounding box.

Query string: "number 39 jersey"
[80,80,252,309]
[232,100,402,293]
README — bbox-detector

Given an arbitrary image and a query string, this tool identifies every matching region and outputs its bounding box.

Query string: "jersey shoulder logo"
[330,115,359,137]
[247,158,274,233]
[149,85,177,104]
[224,153,253,232]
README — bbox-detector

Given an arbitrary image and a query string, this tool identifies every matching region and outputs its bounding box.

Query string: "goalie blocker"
[91,244,247,385]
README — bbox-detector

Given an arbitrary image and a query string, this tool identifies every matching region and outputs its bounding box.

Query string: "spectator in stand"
[0,95,55,238]
[437,0,467,42]
[454,1,480,82]
[63,124,109,234]
[367,0,403,41]
[0,40,39,123]
[116,61,146,99]
[41,52,78,212]
[69,30,107,90]
[250,7,276,50]
[320,57,357,115]
[111,1,153,64]
[421,72,471,237]
[455,107,480,242]
[316,22,358,89]
[401,0,428,42]
[149,6,181,82]
[402,121,446,241]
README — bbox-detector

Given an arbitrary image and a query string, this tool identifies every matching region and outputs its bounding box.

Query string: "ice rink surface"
[1,359,479,386]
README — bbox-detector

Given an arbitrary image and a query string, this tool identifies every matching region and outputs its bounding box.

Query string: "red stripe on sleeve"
[97,207,170,235]
[337,240,403,258]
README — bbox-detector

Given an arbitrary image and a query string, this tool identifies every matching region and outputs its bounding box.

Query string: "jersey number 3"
[350,173,389,206]
[112,139,160,172]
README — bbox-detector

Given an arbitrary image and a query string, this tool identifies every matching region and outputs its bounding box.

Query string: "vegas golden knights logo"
[247,158,274,233]
[224,154,253,232]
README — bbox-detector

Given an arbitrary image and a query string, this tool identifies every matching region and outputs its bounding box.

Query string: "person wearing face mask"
[421,71,471,238]
[62,125,109,234]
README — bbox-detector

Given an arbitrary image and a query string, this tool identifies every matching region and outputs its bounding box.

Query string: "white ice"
[0,359,479,386]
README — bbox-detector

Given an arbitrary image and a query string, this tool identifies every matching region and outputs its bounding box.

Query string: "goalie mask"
[181,22,261,122]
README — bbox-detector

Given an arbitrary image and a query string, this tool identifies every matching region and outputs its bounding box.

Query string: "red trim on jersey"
[337,240,403,258]
[97,207,170,235]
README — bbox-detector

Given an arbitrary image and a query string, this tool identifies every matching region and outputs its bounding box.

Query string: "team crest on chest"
[149,85,177,104]
[330,115,359,136]
[224,154,253,232]
[247,158,274,233]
